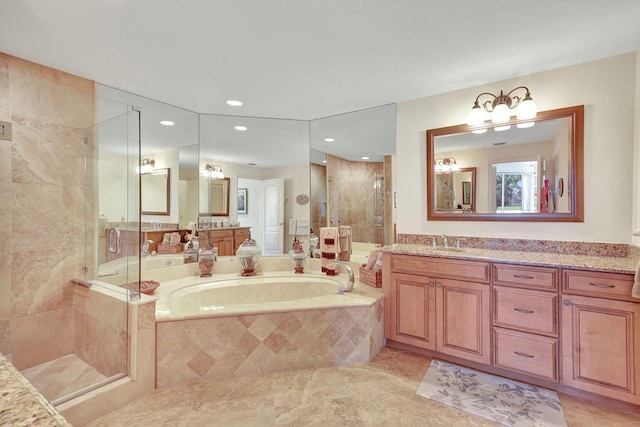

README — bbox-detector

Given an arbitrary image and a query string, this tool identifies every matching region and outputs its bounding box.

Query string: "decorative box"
[359,264,382,288]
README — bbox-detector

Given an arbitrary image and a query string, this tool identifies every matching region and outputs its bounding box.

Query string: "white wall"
[397,53,637,243]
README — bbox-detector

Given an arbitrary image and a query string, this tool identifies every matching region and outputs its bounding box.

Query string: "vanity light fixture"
[159,120,175,126]
[234,125,248,131]
[137,158,155,174]
[202,164,224,179]
[434,157,459,172]
[361,156,370,160]
[324,138,335,142]
[467,86,537,127]
[226,100,243,107]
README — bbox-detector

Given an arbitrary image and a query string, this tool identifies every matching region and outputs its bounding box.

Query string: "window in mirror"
[141,168,170,215]
[427,105,583,222]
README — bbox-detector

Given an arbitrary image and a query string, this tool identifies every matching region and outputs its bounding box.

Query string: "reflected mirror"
[141,168,170,215]
[199,177,230,216]
[427,105,583,222]
[310,104,397,263]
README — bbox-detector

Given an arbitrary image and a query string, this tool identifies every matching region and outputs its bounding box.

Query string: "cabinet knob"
[429,282,434,287]
[563,299,572,306]
[436,282,442,288]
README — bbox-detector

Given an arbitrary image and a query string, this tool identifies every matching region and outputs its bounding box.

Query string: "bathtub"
[154,270,385,387]
[98,255,185,276]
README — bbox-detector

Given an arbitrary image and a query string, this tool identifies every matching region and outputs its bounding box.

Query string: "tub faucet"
[142,240,154,257]
[328,261,355,294]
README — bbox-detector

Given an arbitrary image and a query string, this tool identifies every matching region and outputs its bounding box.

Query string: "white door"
[262,178,284,255]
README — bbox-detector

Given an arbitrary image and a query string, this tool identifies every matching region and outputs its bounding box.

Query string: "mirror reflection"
[141,168,170,215]
[427,105,584,221]
[310,104,397,263]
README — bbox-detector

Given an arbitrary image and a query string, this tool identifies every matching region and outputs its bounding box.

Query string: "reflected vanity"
[426,105,584,221]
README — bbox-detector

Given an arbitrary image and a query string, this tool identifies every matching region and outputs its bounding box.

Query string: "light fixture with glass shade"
[201,164,224,179]
[467,86,537,128]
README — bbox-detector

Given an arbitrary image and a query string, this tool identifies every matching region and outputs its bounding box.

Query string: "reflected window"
[493,161,537,213]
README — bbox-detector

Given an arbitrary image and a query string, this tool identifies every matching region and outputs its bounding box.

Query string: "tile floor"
[86,347,640,426]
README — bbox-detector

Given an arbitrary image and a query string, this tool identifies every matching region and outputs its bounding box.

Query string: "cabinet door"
[388,273,436,350]
[436,278,491,364]
[561,295,640,405]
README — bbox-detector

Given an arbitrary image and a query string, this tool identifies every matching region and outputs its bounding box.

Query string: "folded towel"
[296,218,310,235]
[633,260,640,299]
[288,218,298,236]
[320,227,340,273]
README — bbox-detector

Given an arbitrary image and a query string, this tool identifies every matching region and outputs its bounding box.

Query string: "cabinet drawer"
[562,269,634,301]
[390,255,489,283]
[493,263,558,291]
[493,328,558,382]
[493,286,558,337]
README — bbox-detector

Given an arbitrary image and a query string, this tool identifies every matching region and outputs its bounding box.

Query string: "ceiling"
[2,1,640,122]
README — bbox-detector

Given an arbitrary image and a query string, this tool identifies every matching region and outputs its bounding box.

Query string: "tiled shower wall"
[0,52,95,368]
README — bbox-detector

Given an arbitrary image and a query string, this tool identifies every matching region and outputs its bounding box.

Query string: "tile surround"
[156,302,384,388]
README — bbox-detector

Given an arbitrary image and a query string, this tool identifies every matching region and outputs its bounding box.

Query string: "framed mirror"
[141,168,170,215]
[427,105,584,222]
[435,167,476,213]
[200,176,230,216]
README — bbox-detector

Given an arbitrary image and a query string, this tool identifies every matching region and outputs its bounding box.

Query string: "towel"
[320,227,340,274]
[288,218,298,236]
[338,226,352,261]
[296,218,310,235]
[366,249,381,270]
[633,260,640,299]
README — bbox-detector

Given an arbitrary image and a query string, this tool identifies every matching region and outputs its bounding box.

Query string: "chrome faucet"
[328,261,355,294]
[142,240,154,256]
[442,235,449,248]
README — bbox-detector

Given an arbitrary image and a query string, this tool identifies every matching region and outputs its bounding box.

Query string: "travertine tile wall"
[326,154,384,243]
[0,52,95,369]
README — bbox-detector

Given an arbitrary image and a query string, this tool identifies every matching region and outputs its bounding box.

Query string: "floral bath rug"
[416,359,567,427]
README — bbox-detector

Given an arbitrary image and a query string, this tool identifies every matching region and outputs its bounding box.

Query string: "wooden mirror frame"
[426,105,584,222]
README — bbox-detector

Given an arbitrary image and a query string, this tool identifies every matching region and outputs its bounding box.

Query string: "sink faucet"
[442,235,448,248]
[328,261,355,294]
[142,240,154,256]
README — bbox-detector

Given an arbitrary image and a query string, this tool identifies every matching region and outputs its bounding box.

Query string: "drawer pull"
[429,282,434,287]
[514,351,535,358]
[513,308,534,314]
[513,274,535,280]
[589,282,616,289]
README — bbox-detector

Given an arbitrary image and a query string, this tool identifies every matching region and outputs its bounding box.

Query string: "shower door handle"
[109,227,121,254]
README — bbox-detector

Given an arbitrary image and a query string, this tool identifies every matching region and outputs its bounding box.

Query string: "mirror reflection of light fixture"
[201,163,225,179]
[467,86,537,127]
[137,158,155,174]
[435,157,459,172]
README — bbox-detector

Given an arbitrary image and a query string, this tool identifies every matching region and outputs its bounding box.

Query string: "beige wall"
[397,53,637,243]
[0,53,95,367]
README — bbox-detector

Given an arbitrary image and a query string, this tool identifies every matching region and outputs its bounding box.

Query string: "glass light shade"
[466,106,485,126]
[491,103,511,124]
[494,125,511,132]
[516,98,537,120]
[516,122,535,129]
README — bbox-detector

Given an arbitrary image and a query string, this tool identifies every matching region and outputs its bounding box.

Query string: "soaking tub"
[153,270,385,387]
[98,255,185,276]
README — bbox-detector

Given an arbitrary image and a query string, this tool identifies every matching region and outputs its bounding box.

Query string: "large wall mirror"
[427,105,584,222]
[310,104,397,260]
[199,176,230,216]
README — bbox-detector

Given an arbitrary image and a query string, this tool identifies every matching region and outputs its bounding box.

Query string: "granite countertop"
[384,243,639,275]
[0,355,71,426]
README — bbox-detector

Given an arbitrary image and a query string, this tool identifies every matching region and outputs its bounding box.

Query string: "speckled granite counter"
[384,243,638,275]
[0,355,70,426]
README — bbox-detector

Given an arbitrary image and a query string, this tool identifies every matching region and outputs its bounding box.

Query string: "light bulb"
[517,97,537,120]
[467,106,485,126]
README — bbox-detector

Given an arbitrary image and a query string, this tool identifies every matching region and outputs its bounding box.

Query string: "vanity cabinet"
[561,269,640,405]
[385,254,491,364]
[492,263,560,382]
[199,227,251,256]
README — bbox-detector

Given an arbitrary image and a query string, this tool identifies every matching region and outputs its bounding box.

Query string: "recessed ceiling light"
[324,138,335,142]
[226,100,243,107]
[234,125,247,131]
[361,156,370,160]
[160,120,175,126]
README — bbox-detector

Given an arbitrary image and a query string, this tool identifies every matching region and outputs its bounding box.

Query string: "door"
[389,273,436,350]
[561,295,640,405]
[262,178,284,255]
[436,278,491,364]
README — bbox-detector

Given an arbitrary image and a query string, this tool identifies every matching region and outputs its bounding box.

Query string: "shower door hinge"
[0,121,12,141]
[83,137,89,145]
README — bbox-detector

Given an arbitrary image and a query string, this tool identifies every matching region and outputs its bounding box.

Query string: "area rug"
[416,359,567,427]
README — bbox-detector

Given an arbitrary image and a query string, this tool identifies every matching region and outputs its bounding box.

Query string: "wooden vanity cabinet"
[491,263,560,383]
[561,269,640,405]
[199,227,251,256]
[385,254,491,364]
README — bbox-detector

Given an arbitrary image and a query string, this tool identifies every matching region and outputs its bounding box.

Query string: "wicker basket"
[157,243,183,254]
[359,264,382,288]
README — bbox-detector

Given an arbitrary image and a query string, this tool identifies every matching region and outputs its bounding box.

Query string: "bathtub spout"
[328,261,354,294]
